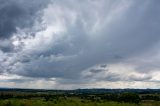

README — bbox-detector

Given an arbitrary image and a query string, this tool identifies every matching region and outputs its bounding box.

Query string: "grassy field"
[0,89,160,106]
[0,98,160,106]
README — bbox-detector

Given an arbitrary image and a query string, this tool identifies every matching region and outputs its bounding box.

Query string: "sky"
[0,0,160,89]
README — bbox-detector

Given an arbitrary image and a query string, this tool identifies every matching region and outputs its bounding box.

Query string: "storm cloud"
[0,0,50,38]
[0,0,160,89]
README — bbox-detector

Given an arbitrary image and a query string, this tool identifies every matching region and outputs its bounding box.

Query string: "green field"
[0,89,160,106]
[0,98,160,106]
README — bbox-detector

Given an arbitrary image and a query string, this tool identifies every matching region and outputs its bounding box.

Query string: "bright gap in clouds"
[0,0,160,89]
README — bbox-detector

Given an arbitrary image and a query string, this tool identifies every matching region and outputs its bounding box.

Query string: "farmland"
[0,89,160,106]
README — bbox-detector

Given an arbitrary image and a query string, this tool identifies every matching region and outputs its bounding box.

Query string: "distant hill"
[0,88,160,94]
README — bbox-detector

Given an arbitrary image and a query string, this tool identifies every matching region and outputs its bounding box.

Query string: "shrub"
[118,93,140,104]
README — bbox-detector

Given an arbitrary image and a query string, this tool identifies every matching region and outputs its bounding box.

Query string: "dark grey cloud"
[90,69,105,73]
[0,0,50,39]
[129,74,152,81]
[0,39,13,52]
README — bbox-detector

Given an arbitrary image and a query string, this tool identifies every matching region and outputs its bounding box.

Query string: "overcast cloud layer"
[0,0,160,89]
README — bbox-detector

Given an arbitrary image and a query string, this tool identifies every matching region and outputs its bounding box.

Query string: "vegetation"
[0,89,160,106]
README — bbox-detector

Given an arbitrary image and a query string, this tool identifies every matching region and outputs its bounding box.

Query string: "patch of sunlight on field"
[141,101,160,106]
